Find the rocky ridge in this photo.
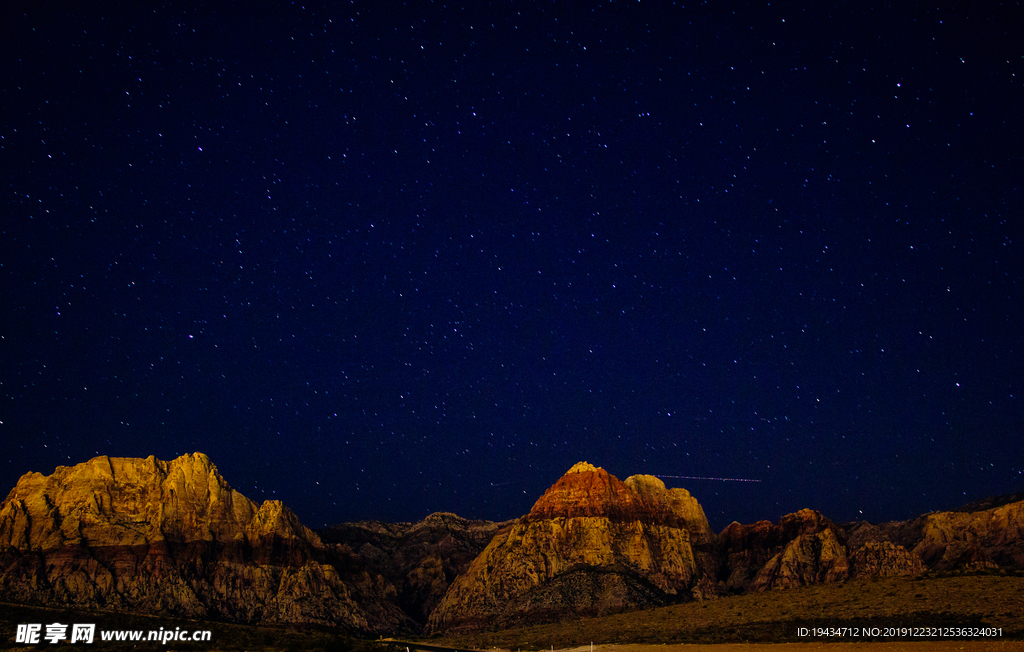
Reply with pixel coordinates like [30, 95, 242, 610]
[713, 498, 1023, 595]
[844, 499, 1024, 572]
[1, 453, 1021, 634]
[719, 508, 850, 592]
[320, 512, 513, 624]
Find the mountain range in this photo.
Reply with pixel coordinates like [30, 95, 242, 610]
[1, 453, 1020, 634]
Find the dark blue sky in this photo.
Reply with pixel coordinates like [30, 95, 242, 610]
[3, 1, 1021, 530]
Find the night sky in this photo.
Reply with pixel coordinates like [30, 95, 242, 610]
[3, 2, 1021, 531]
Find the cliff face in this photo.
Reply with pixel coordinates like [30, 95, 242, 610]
[719, 509, 852, 592]
[0, 453, 312, 551]
[848, 541, 925, 578]
[717, 497, 1024, 594]
[426, 462, 719, 632]
[0, 453, 412, 632]
[845, 499, 1024, 572]
[320, 512, 513, 624]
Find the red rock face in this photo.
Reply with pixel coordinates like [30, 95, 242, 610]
[525, 462, 703, 529]
[527, 462, 645, 522]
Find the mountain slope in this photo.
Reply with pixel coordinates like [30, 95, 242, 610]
[320, 512, 512, 624]
[426, 462, 719, 632]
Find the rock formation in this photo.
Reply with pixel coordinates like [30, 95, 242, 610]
[2, 452, 1020, 635]
[0, 453, 413, 632]
[718, 496, 1024, 593]
[426, 462, 719, 632]
[844, 498, 1024, 572]
[719, 509, 850, 592]
[320, 511, 512, 624]
[848, 541, 924, 578]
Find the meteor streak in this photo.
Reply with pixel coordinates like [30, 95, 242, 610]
[656, 475, 761, 483]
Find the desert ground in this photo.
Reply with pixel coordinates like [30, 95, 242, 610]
[432, 574, 1022, 651]
[544, 644, 1024, 652]
[3, 573, 1021, 651]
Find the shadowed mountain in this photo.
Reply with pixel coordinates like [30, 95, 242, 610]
[319, 512, 513, 624]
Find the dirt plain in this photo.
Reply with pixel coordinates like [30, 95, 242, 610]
[433, 573, 1024, 650]
[1, 572, 1021, 651]
[545, 643, 1024, 652]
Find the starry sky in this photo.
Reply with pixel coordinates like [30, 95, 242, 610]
[2, 2, 1021, 530]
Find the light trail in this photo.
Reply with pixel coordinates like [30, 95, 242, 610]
[655, 475, 761, 483]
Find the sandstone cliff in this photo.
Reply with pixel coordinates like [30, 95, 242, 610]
[717, 495, 1024, 594]
[844, 497, 1024, 572]
[719, 509, 846, 591]
[426, 462, 719, 632]
[0, 453, 412, 632]
[848, 541, 925, 578]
